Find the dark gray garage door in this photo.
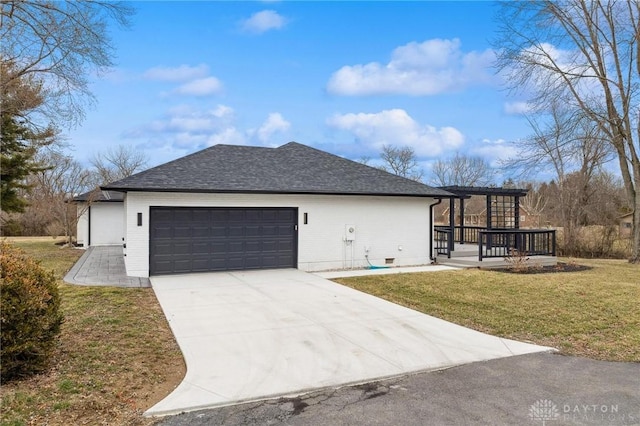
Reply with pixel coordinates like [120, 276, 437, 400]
[149, 207, 297, 275]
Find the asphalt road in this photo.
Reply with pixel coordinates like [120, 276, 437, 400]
[156, 353, 640, 426]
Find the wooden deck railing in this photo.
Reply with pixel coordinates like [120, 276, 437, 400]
[434, 227, 451, 258]
[478, 229, 556, 260]
[435, 226, 556, 260]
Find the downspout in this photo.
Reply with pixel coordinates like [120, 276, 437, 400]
[429, 198, 443, 262]
[87, 205, 91, 247]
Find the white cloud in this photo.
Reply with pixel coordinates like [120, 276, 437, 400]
[173, 77, 223, 96]
[327, 38, 496, 96]
[241, 10, 287, 34]
[504, 101, 533, 115]
[206, 127, 246, 146]
[257, 113, 291, 143]
[326, 109, 464, 157]
[138, 104, 234, 135]
[143, 64, 210, 81]
[125, 105, 290, 153]
[472, 138, 518, 167]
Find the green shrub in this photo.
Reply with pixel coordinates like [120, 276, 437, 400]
[1, 241, 63, 381]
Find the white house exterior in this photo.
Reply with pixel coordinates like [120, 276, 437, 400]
[122, 192, 436, 277]
[102, 142, 454, 278]
[75, 191, 125, 247]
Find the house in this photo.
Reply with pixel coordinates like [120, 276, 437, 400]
[75, 190, 125, 247]
[619, 213, 633, 238]
[100, 142, 454, 277]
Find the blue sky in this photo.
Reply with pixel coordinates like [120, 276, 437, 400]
[66, 1, 531, 183]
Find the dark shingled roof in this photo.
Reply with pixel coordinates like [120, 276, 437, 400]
[102, 142, 454, 198]
[73, 190, 125, 202]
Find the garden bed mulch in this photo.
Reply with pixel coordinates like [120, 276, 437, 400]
[492, 261, 593, 274]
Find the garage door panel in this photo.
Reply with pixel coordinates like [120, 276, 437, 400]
[260, 210, 277, 221]
[192, 226, 210, 236]
[173, 226, 192, 238]
[172, 242, 191, 255]
[191, 258, 211, 271]
[279, 240, 294, 250]
[246, 210, 261, 221]
[228, 210, 245, 221]
[227, 257, 246, 269]
[245, 226, 260, 236]
[228, 241, 244, 253]
[154, 243, 174, 255]
[211, 241, 227, 252]
[244, 256, 262, 268]
[150, 207, 297, 275]
[245, 241, 260, 251]
[176, 210, 194, 220]
[154, 226, 173, 239]
[229, 226, 245, 237]
[262, 225, 278, 236]
[153, 262, 173, 274]
[192, 210, 210, 222]
[192, 242, 210, 254]
[153, 210, 173, 221]
[278, 225, 294, 236]
[262, 240, 278, 252]
[211, 226, 227, 237]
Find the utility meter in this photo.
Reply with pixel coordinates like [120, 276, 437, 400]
[345, 225, 356, 241]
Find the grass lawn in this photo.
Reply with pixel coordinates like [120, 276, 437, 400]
[1, 240, 637, 425]
[1, 238, 185, 426]
[335, 258, 640, 362]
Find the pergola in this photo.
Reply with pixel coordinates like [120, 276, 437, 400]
[434, 186, 556, 262]
[440, 185, 529, 233]
[441, 185, 528, 229]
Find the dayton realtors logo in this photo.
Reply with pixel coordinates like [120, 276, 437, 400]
[529, 399, 560, 425]
[529, 399, 637, 424]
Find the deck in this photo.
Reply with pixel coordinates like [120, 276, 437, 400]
[434, 226, 557, 269]
[436, 242, 557, 269]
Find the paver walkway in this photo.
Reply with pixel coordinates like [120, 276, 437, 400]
[64, 246, 150, 288]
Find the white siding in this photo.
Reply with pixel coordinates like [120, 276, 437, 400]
[124, 192, 436, 277]
[76, 203, 89, 247]
[90, 203, 125, 246]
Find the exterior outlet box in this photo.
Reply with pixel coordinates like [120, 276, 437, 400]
[345, 225, 356, 241]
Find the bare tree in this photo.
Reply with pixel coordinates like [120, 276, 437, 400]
[0, 1, 134, 128]
[28, 151, 92, 244]
[494, 0, 640, 262]
[506, 104, 613, 252]
[430, 152, 495, 187]
[90, 145, 148, 186]
[379, 145, 424, 182]
[518, 181, 548, 228]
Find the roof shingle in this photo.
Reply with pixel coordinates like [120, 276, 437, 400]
[102, 142, 454, 198]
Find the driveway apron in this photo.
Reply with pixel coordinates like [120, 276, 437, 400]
[146, 269, 553, 416]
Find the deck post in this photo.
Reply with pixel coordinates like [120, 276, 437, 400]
[449, 197, 455, 252]
[459, 197, 465, 244]
[485, 195, 492, 251]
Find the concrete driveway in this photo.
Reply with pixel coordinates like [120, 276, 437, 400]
[147, 269, 553, 416]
